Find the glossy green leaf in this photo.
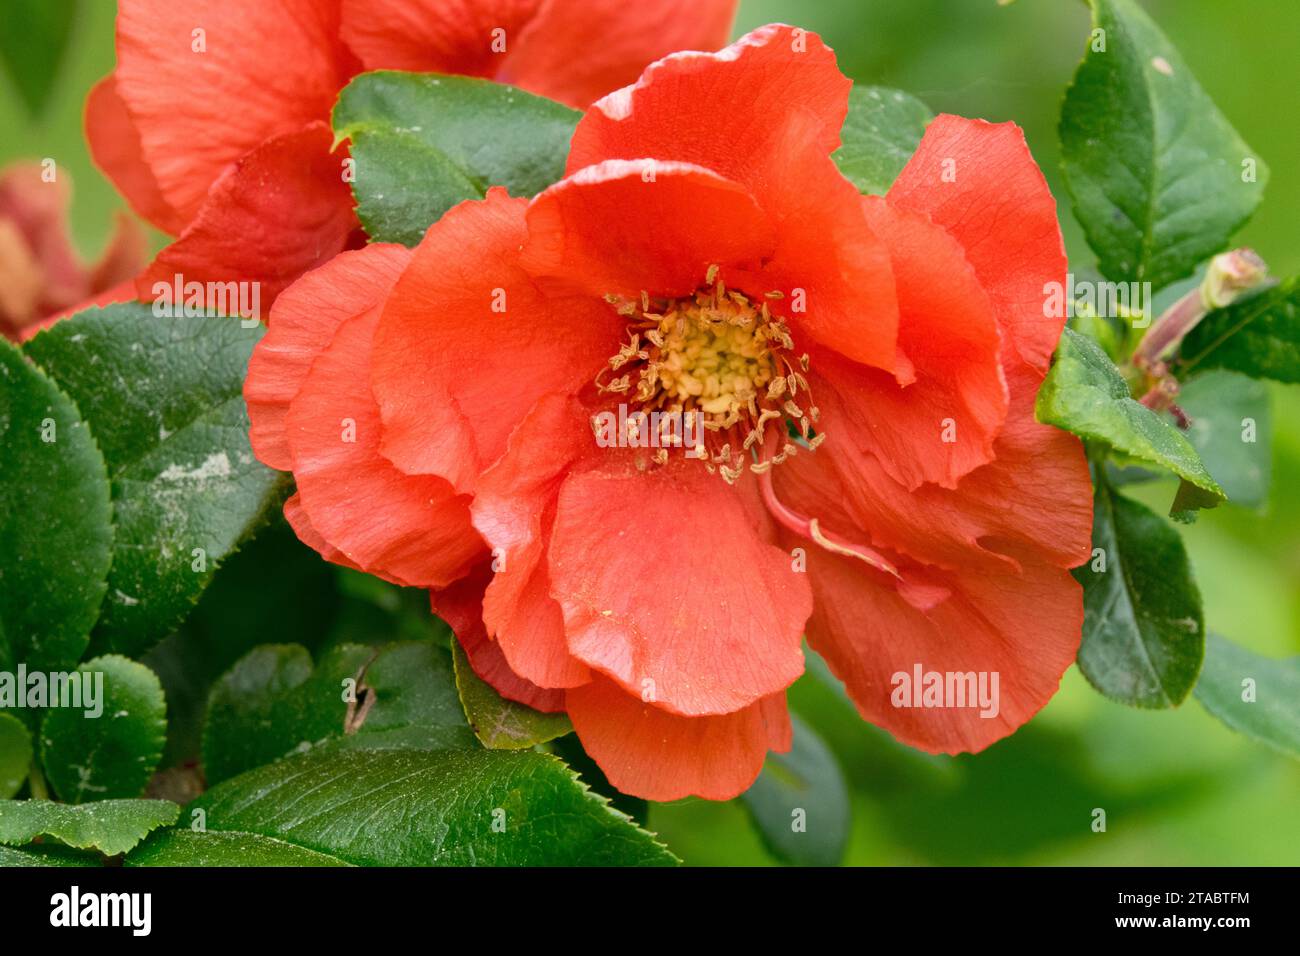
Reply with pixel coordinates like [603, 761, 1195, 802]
[1059, 0, 1268, 292]
[135, 749, 677, 866]
[740, 715, 850, 866]
[127, 829, 351, 867]
[0, 337, 113, 673]
[0, 0, 78, 117]
[0, 798, 178, 856]
[1178, 277, 1300, 383]
[1178, 371, 1271, 508]
[451, 639, 571, 749]
[25, 304, 285, 657]
[1194, 633, 1300, 759]
[1074, 476, 1204, 707]
[0, 713, 32, 798]
[203, 641, 476, 785]
[334, 71, 580, 245]
[832, 84, 933, 195]
[0, 843, 101, 866]
[1036, 329, 1224, 515]
[40, 655, 167, 802]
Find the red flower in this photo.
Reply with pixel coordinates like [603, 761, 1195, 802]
[246, 25, 1093, 801]
[85, 0, 738, 312]
[0, 162, 144, 342]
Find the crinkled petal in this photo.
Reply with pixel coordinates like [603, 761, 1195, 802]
[246, 243, 411, 472]
[285, 304, 482, 587]
[802, 539, 1083, 754]
[567, 676, 789, 801]
[431, 567, 568, 713]
[473, 395, 593, 689]
[137, 123, 360, 315]
[340, 0, 539, 77]
[115, 0, 353, 222]
[807, 197, 1006, 491]
[888, 115, 1068, 372]
[567, 24, 898, 369]
[371, 188, 622, 492]
[548, 458, 810, 716]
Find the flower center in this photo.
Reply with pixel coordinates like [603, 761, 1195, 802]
[594, 266, 821, 483]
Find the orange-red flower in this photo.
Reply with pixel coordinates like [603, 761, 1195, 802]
[245, 25, 1093, 801]
[85, 0, 738, 312]
[0, 162, 144, 341]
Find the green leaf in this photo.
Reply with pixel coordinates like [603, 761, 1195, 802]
[1178, 371, 1271, 508]
[0, 337, 113, 673]
[127, 830, 352, 867]
[25, 304, 285, 657]
[451, 639, 571, 749]
[40, 655, 167, 802]
[202, 641, 476, 785]
[0, 713, 32, 798]
[1036, 328, 1224, 515]
[134, 749, 677, 866]
[740, 715, 850, 866]
[1178, 278, 1300, 383]
[0, 0, 78, 117]
[1074, 475, 1204, 708]
[1058, 0, 1268, 292]
[832, 84, 933, 195]
[1195, 634, 1300, 759]
[334, 71, 580, 245]
[0, 798, 178, 856]
[0, 843, 101, 866]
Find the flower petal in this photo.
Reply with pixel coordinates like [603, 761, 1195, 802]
[505, 0, 738, 109]
[566, 24, 898, 370]
[136, 123, 360, 315]
[115, 0, 353, 222]
[522, 159, 777, 300]
[567, 676, 789, 801]
[808, 197, 1007, 491]
[431, 566, 568, 713]
[888, 115, 1068, 372]
[339, 0, 539, 77]
[548, 459, 810, 716]
[371, 188, 622, 492]
[802, 540, 1083, 754]
[246, 243, 412, 472]
[472, 395, 593, 689]
[285, 303, 483, 587]
[85, 76, 186, 234]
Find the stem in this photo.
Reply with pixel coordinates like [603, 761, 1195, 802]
[27, 760, 48, 800]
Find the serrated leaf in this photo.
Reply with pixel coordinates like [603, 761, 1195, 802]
[25, 304, 285, 657]
[1036, 328, 1223, 515]
[0, 0, 78, 117]
[1194, 634, 1300, 759]
[1074, 475, 1204, 707]
[0, 798, 178, 856]
[740, 715, 850, 867]
[1178, 371, 1271, 508]
[334, 71, 580, 245]
[0, 713, 32, 798]
[0, 337, 113, 673]
[1178, 277, 1300, 383]
[202, 641, 476, 785]
[1059, 0, 1268, 292]
[451, 639, 571, 749]
[132, 749, 677, 866]
[40, 655, 167, 802]
[833, 84, 933, 195]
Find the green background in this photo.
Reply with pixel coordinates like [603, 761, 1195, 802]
[3, 0, 1296, 864]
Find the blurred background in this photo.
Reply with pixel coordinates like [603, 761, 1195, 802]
[3, 0, 1296, 864]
